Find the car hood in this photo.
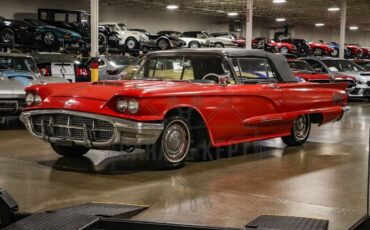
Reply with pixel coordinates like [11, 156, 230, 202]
[48, 80, 220, 101]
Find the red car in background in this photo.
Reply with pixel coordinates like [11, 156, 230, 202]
[264, 39, 297, 54]
[252, 37, 266, 49]
[361, 47, 369, 58]
[346, 44, 363, 58]
[20, 49, 348, 169]
[308, 42, 335, 56]
[287, 59, 332, 83]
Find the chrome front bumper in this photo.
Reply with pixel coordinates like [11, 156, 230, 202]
[20, 110, 164, 148]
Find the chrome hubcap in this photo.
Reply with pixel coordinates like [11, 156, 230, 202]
[280, 47, 289, 54]
[331, 49, 338, 56]
[314, 49, 322, 56]
[1, 30, 14, 43]
[127, 39, 136, 49]
[158, 40, 168, 49]
[44, 33, 55, 45]
[294, 115, 309, 141]
[190, 43, 199, 48]
[162, 120, 190, 163]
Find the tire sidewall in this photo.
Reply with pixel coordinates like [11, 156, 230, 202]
[292, 115, 311, 144]
[189, 41, 200, 48]
[125, 37, 138, 50]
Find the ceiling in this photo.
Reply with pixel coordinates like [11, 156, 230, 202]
[100, 0, 370, 30]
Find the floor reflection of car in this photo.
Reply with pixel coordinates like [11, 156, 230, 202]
[84, 55, 139, 80]
[0, 52, 68, 123]
[302, 57, 369, 99]
[31, 52, 90, 82]
[20, 49, 348, 169]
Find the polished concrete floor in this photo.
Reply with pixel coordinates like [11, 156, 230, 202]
[0, 101, 369, 230]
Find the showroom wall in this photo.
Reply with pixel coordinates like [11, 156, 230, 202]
[0, 0, 369, 46]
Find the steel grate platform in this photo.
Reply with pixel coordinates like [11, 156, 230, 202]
[245, 215, 329, 230]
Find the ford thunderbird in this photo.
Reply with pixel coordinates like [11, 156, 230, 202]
[20, 49, 348, 169]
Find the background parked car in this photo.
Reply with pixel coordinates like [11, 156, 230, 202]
[345, 44, 364, 58]
[308, 41, 335, 56]
[24, 19, 83, 50]
[252, 37, 267, 49]
[279, 37, 310, 57]
[264, 39, 297, 54]
[0, 16, 36, 47]
[352, 59, 370, 71]
[328, 41, 350, 57]
[84, 55, 139, 80]
[158, 30, 209, 48]
[211, 32, 245, 47]
[31, 52, 90, 82]
[183, 31, 237, 48]
[100, 22, 149, 51]
[142, 31, 185, 51]
[0, 52, 68, 123]
[287, 59, 332, 83]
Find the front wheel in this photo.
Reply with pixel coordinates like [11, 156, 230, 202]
[188, 41, 200, 48]
[279, 46, 289, 54]
[313, 48, 323, 56]
[51, 143, 90, 157]
[42, 32, 56, 47]
[146, 116, 191, 169]
[125, 37, 138, 50]
[281, 115, 311, 146]
[157, 38, 170, 50]
[214, 42, 224, 48]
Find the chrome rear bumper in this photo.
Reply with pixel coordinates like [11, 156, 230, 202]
[20, 110, 164, 148]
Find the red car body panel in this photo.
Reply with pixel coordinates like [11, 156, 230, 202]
[293, 72, 331, 82]
[24, 79, 347, 147]
[309, 42, 335, 55]
[346, 44, 363, 57]
[265, 40, 297, 54]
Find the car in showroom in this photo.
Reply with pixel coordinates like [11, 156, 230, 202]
[99, 22, 149, 50]
[327, 41, 350, 57]
[0, 16, 37, 47]
[158, 30, 209, 48]
[352, 59, 370, 71]
[252, 37, 267, 49]
[24, 19, 83, 50]
[211, 32, 245, 48]
[20, 49, 348, 169]
[0, 52, 68, 123]
[182, 31, 237, 48]
[264, 39, 297, 54]
[345, 44, 364, 58]
[132, 30, 185, 51]
[308, 41, 335, 56]
[287, 59, 332, 83]
[302, 57, 370, 99]
[31, 52, 90, 82]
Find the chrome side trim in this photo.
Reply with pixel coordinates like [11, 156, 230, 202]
[20, 109, 164, 148]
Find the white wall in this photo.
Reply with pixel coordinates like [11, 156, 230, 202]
[0, 0, 369, 46]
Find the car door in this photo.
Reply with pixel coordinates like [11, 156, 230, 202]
[228, 57, 284, 140]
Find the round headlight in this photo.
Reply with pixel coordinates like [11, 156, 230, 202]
[128, 99, 139, 114]
[34, 94, 42, 105]
[25, 93, 34, 106]
[116, 99, 128, 112]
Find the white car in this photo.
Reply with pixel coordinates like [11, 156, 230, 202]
[157, 31, 209, 48]
[100, 22, 149, 50]
[183, 31, 237, 48]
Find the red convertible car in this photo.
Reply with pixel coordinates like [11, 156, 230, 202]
[308, 42, 335, 56]
[264, 39, 297, 54]
[20, 49, 348, 169]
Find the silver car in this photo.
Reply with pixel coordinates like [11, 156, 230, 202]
[85, 55, 139, 80]
[302, 57, 370, 99]
[0, 53, 68, 123]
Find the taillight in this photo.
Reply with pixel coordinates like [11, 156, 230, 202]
[333, 92, 347, 106]
[76, 67, 90, 77]
[107, 69, 121, 75]
[38, 67, 51, 76]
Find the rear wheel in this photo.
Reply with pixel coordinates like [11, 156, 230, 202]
[297, 45, 309, 57]
[125, 37, 138, 50]
[146, 116, 191, 169]
[51, 143, 90, 157]
[0, 28, 15, 44]
[279, 46, 289, 54]
[313, 48, 323, 56]
[214, 42, 224, 48]
[42, 32, 56, 47]
[330, 48, 338, 57]
[281, 115, 311, 146]
[157, 38, 170, 50]
[188, 41, 200, 48]
[98, 33, 107, 49]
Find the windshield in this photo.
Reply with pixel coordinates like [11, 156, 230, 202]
[356, 61, 370, 71]
[107, 56, 139, 66]
[322, 60, 365, 72]
[117, 23, 128, 30]
[0, 56, 38, 73]
[203, 32, 211, 37]
[288, 61, 315, 72]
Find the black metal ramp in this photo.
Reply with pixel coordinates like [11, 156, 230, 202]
[245, 215, 329, 230]
[3, 203, 147, 230]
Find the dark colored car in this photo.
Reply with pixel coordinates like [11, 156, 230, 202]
[0, 16, 36, 47]
[37, 8, 121, 51]
[279, 38, 310, 57]
[24, 19, 83, 50]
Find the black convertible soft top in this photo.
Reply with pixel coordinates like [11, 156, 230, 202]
[148, 48, 297, 82]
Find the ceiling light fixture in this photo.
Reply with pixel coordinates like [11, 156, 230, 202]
[273, 0, 286, 3]
[227, 12, 238, 16]
[349, 26, 359, 30]
[315, 23, 325, 27]
[166, 4, 178, 10]
[328, 7, 340, 11]
[276, 18, 286, 22]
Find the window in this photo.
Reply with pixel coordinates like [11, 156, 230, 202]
[40, 12, 47, 20]
[54, 13, 66, 22]
[67, 13, 78, 23]
[322, 60, 365, 72]
[305, 59, 327, 73]
[232, 58, 278, 83]
[148, 56, 194, 80]
[0, 57, 38, 73]
[196, 33, 206, 39]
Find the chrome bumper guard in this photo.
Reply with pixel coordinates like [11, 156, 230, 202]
[20, 110, 164, 148]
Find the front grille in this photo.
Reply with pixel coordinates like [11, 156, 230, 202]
[0, 99, 24, 114]
[308, 79, 331, 83]
[30, 114, 114, 143]
[335, 79, 356, 88]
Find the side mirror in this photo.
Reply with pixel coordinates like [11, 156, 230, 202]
[219, 75, 230, 86]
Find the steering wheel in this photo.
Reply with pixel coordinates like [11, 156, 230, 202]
[202, 73, 222, 83]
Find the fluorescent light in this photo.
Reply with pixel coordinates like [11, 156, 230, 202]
[328, 7, 340, 11]
[166, 4, 178, 10]
[276, 18, 286, 22]
[273, 0, 286, 3]
[315, 23, 325, 27]
[227, 12, 238, 16]
[349, 26, 358, 30]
